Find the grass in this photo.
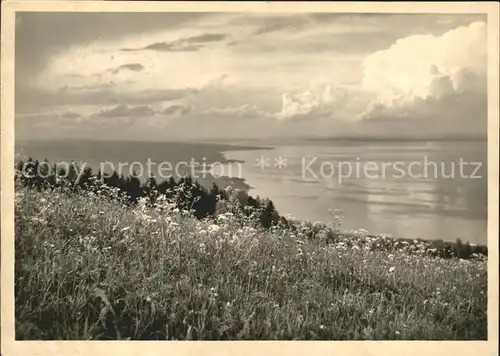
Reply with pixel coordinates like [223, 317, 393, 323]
[14, 184, 487, 340]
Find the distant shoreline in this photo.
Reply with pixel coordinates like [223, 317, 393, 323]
[305, 136, 487, 143]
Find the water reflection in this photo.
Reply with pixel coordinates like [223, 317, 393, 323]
[223, 141, 487, 244]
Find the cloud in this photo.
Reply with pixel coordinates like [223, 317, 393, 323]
[136, 43, 203, 52]
[201, 104, 271, 119]
[15, 12, 209, 95]
[108, 63, 145, 74]
[17, 85, 199, 112]
[15, 14, 488, 140]
[122, 33, 227, 52]
[162, 104, 192, 115]
[59, 110, 81, 119]
[187, 33, 227, 43]
[360, 21, 486, 131]
[274, 84, 363, 121]
[95, 104, 156, 118]
[17, 109, 82, 121]
[252, 15, 312, 35]
[276, 91, 321, 121]
[91, 103, 192, 121]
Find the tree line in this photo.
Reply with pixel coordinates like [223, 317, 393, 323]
[15, 158, 281, 229]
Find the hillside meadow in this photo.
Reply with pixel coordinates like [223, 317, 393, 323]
[14, 180, 487, 340]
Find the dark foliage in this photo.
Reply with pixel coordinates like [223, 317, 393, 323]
[15, 158, 281, 229]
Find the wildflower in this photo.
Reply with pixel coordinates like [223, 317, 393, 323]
[209, 287, 218, 298]
[388, 266, 395, 273]
[208, 224, 221, 233]
[319, 325, 326, 330]
[31, 216, 48, 225]
[248, 261, 258, 277]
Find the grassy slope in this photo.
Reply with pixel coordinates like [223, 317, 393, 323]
[15, 187, 487, 340]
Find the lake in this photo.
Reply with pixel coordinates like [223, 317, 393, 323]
[15, 138, 487, 244]
[218, 139, 487, 244]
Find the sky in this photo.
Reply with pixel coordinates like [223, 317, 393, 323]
[15, 12, 487, 141]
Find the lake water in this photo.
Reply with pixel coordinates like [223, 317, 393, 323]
[15, 139, 487, 244]
[220, 140, 487, 244]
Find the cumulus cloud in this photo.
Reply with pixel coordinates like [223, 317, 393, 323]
[360, 21, 486, 130]
[275, 84, 362, 121]
[276, 91, 321, 120]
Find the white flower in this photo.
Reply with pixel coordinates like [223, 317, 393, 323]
[388, 266, 395, 273]
[208, 224, 221, 233]
[217, 215, 228, 221]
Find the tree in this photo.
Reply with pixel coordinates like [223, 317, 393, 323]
[144, 175, 159, 204]
[260, 200, 278, 229]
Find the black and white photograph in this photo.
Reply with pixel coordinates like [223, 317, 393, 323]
[1, 1, 498, 351]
